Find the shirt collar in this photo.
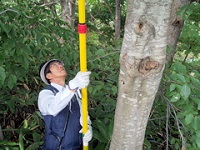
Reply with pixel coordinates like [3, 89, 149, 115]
[50, 82, 66, 91]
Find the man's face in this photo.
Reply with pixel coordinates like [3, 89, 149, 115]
[47, 61, 67, 79]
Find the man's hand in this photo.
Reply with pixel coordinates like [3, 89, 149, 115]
[68, 71, 91, 90]
[79, 115, 92, 146]
[79, 125, 92, 146]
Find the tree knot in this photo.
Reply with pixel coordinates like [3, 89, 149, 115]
[138, 57, 159, 74]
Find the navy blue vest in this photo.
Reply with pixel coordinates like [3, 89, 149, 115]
[42, 85, 82, 150]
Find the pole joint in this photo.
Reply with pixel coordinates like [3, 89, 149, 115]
[78, 24, 87, 34]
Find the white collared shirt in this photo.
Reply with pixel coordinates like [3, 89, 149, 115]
[38, 83, 77, 116]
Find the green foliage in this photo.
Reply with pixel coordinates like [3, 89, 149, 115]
[178, 2, 200, 56]
[87, 43, 119, 149]
[0, 0, 78, 149]
[87, 0, 126, 46]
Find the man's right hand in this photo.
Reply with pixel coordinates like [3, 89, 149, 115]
[68, 71, 91, 90]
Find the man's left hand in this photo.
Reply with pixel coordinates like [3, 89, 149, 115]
[79, 125, 92, 146]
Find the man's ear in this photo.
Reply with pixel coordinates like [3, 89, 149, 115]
[46, 73, 52, 80]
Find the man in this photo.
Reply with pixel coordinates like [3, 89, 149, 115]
[38, 59, 92, 150]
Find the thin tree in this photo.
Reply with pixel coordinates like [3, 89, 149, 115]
[0, 124, 3, 140]
[59, 0, 76, 30]
[115, 0, 121, 40]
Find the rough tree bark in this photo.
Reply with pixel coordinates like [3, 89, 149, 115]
[110, 0, 189, 149]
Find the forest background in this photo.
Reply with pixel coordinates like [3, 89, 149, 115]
[0, 0, 199, 150]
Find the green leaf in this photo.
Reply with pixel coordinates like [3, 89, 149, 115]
[174, 62, 187, 74]
[196, 138, 200, 148]
[19, 132, 24, 150]
[180, 84, 191, 100]
[170, 83, 176, 92]
[93, 130, 106, 143]
[177, 4, 189, 16]
[144, 138, 151, 148]
[0, 67, 6, 87]
[95, 49, 105, 56]
[1, 24, 12, 33]
[6, 74, 17, 89]
[191, 77, 200, 87]
[185, 113, 194, 125]
[7, 39, 15, 49]
[176, 74, 186, 83]
[23, 119, 28, 129]
[32, 132, 42, 142]
[198, 103, 200, 110]
[111, 86, 118, 94]
[192, 116, 200, 130]
[108, 120, 114, 138]
[95, 105, 103, 116]
[170, 92, 180, 102]
[26, 142, 42, 150]
[170, 138, 176, 144]
[95, 119, 109, 140]
[196, 130, 200, 138]
[96, 84, 103, 91]
[6, 99, 16, 113]
[93, 142, 106, 150]
[0, 141, 19, 146]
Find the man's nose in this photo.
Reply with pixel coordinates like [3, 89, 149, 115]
[59, 64, 64, 69]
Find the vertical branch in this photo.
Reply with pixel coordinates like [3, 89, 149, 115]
[182, 53, 189, 64]
[166, 0, 190, 63]
[0, 124, 3, 140]
[170, 103, 186, 149]
[163, 94, 186, 149]
[115, 0, 121, 40]
[165, 102, 170, 150]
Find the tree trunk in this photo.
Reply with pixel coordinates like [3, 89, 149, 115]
[0, 124, 3, 140]
[59, 0, 76, 30]
[115, 0, 121, 40]
[110, 0, 189, 149]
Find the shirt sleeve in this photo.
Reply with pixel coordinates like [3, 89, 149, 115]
[38, 86, 75, 116]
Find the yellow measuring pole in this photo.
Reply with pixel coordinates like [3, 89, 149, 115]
[78, 0, 88, 149]
[78, 0, 86, 23]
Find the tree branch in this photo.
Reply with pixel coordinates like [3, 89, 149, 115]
[162, 94, 186, 149]
[0, 9, 34, 18]
[0, 9, 18, 15]
[40, 2, 58, 7]
[165, 102, 170, 150]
